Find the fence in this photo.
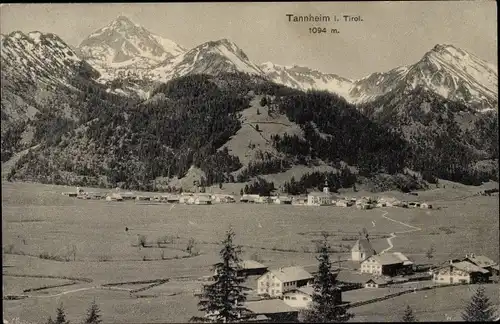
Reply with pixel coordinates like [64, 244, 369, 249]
[342, 282, 470, 309]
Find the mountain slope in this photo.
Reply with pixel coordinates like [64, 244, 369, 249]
[350, 44, 498, 111]
[259, 62, 353, 100]
[78, 16, 186, 80]
[1, 30, 99, 125]
[261, 44, 497, 112]
[148, 39, 263, 82]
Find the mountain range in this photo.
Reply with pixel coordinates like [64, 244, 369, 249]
[1, 16, 498, 193]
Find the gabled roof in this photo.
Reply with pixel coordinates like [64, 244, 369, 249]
[452, 261, 490, 274]
[392, 252, 414, 265]
[267, 266, 313, 283]
[335, 270, 372, 284]
[465, 255, 497, 268]
[351, 238, 376, 254]
[368, 253, 404, 266]
[240, 260, 268, 270]
[366, 277, 390, 285]
[244, 299, 298, 314]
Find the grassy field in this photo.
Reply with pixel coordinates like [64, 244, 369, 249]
[2, 181, 498, 323]
[351, 284, 500, 322]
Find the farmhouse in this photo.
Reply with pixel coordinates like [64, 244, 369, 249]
[106, 193, 123, 201]
[213, 195, 236, 203]
[360, 252, 412, 276]
[334, 270, 373, 290]
[292, 196, 308, 205]
[135, 195, 151, 201]
[241, 194, 260, 203]
[194, 196, 212, 205]
[364, 277, 391, 288]
[420, 202, 432, 209]
[214, 260, 268, 277]
[244, 299, 299, 322]
[335, 200, 353, 207]
[282, 285, 341, 309]
[463, 253, 499, 276]
[121, 192, 137, 200]
[432, 260, 491, 284]
[351, 237, 376, 262]
[166, 195, 180, 203]
[272, 196, 292, 205]
[257, 266, 313, 297]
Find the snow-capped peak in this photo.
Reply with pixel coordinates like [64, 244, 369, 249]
[349, 44, 498, 110]
[259, 61, 354, 100]
[78, 15, 186, 80]
[148, 38, 263, 82]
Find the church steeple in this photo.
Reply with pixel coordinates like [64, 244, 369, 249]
[323, 177, 330, 194]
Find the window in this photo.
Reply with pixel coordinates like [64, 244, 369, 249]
[285, 296, 289, 300]
[303, 297, 308, 301]
[291, 297, 297, 300]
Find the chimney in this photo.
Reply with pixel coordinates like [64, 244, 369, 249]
[465, 253, 468, 258]
[471, 253, 475, 258]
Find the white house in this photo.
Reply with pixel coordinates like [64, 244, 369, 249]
[351, 238, 376, 262]
[364, 277, 391, 288]
[432, 260, 490, 284]
[106, 193, 123, 201]
[272, 196, 292, 205]
[282, 286, 314, 308]
[360, 253, 412, 276]
[195, 196, 212, 205]
[257, 266, 313, 298]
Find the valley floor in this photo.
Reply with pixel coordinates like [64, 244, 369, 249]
[2, 181, 499, 323]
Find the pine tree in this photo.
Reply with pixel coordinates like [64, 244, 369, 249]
[84, 299, 102, 324]
[462, 285, 497, 322]
[190, 228, 253, 323]
[402, 305, 417, 322]
[302, 233, 354, 323]
[55, 303, 70, 324]
[46, 317, 55, 324]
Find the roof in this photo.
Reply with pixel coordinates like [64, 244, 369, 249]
[195, 196, 212, 202]
[297, 286, 315, 296]
[308, 191, 332, 197]
[335, 270, 372, 284]
[368, 253, 404, 266]
[244, 299, 298, 314]
[366, 277, 390, 285]
[452, 261, 490, 274]
[491, 265, 500, 271]
[268, 266, 313, 283]
[465, 255, 497, 268]
[351, 238, 376, 254]
[240, 260, 268, 270]
[392, 252, 414, 265]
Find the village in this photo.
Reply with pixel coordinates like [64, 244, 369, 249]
[193, 237, 499, 322]
[62, 180, 434, 210]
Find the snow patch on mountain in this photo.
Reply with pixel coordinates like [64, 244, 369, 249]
[149, 38, 263, 82]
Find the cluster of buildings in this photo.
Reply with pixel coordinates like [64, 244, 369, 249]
[195, 236, 498, 322]
[63, 182, 433, 209]
[241, 181, 432, 209]
[62, 187, 236, 205]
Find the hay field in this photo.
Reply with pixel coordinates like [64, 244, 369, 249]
[2, 181, 498, 323]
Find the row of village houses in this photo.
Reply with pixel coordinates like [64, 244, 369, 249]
[196, 237, 498, 322]
[63, 184, 432, 209]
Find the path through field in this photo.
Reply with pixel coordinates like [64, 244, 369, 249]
[379, 209, 422, 254]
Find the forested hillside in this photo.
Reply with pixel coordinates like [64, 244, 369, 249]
[5, 72, 498, 192]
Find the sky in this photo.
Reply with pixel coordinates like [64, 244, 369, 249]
[0, 1, 497, 80]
